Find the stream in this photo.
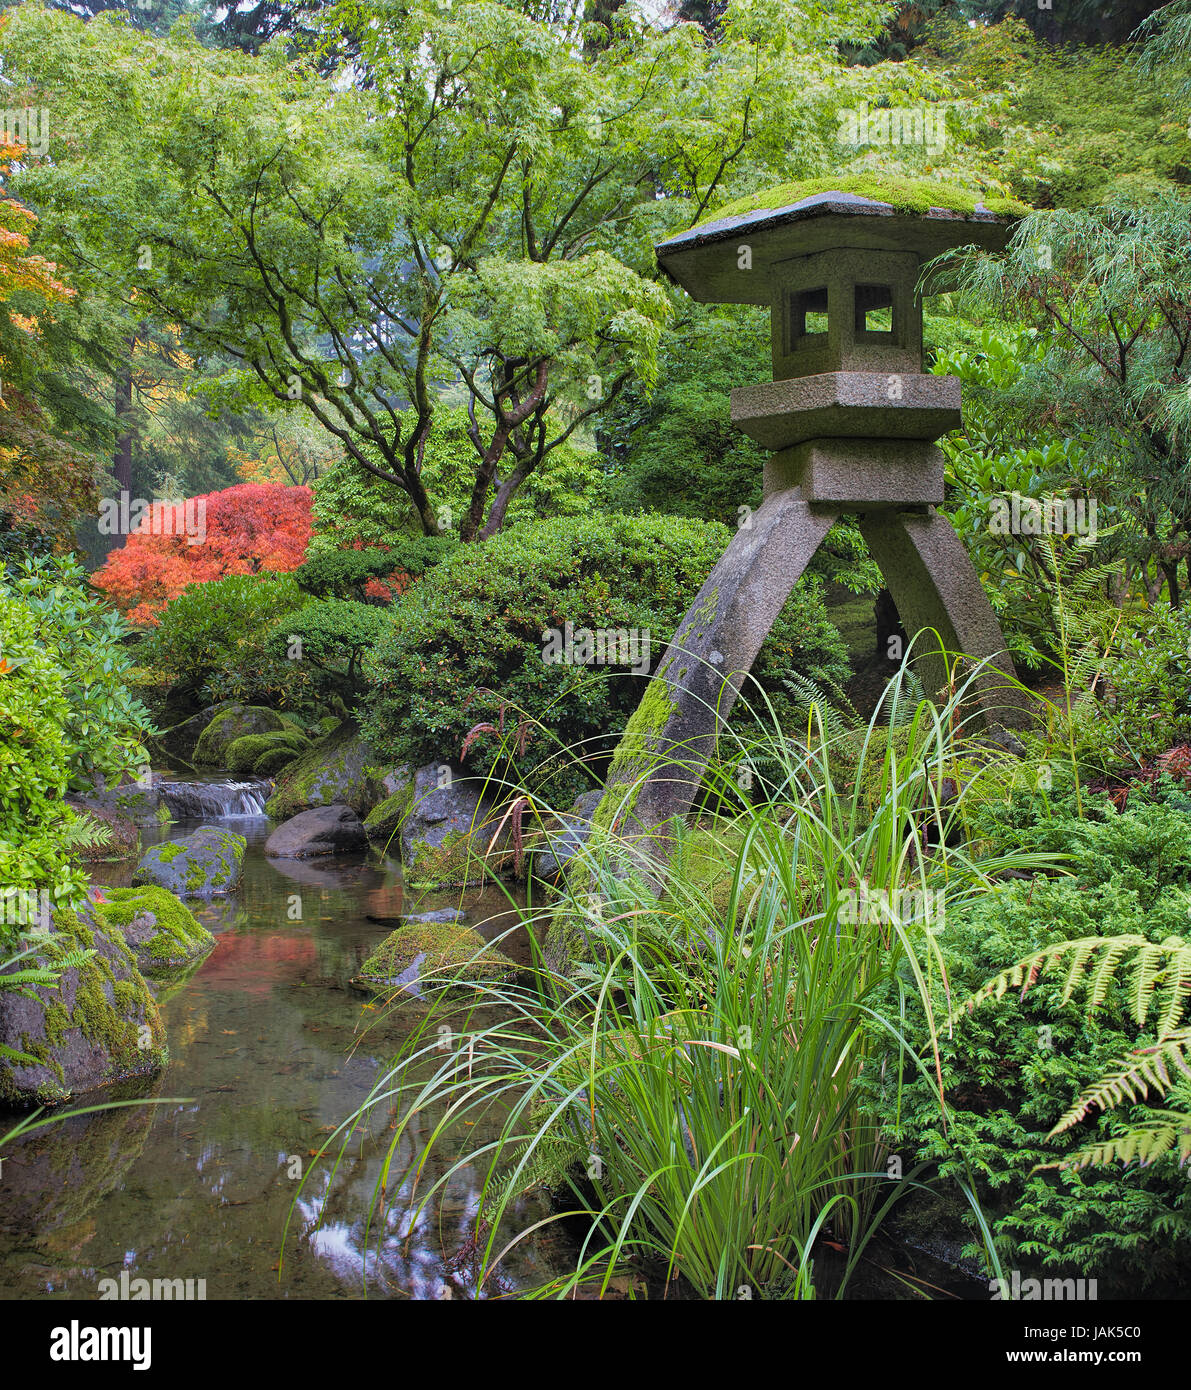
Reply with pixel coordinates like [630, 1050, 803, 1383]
[0, 790, 571, 1300]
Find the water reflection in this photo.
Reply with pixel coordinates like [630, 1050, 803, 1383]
[0, 816, 567, 1300]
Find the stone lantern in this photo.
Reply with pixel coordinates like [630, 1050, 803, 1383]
[597, 186, 1029, 849]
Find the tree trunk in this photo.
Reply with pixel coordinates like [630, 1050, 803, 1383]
[112, 331, 137, 497]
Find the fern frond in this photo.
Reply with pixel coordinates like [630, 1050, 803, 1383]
[952, 934, 1171, 1026]
[1038, 1111, 1191, 1172]
[1049, 1028, 1191, 1137]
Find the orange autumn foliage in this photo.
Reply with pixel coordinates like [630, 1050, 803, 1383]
[93, 482, 313, 626]
[0, 133, 95, 544]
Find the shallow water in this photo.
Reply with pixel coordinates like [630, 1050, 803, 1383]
[0, 815, 569, 1300]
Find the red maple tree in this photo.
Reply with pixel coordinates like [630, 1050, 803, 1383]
[93, 482, 313, 625]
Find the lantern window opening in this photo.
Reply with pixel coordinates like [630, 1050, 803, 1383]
[790, 286, 829, 347]
[855, 283, 896, 340]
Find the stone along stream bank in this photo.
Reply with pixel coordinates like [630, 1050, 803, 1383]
[0, 804, 571, 1300]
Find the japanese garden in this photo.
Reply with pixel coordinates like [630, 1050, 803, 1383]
[1, 0, 1191, 1316]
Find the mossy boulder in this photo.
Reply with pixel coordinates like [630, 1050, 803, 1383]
[94, 885, 216, 976]
[353, 923, 516, 997]
[0, 900, 168, 1105]
[193, 705, 287, 767]
[265, 720, 387, 821]
[254, 746, 301, 777]
[362, 766, 415, 848]
[225, 729, 310, 773]
[131, 826, 246, 899]
[399, 763, 515, 889]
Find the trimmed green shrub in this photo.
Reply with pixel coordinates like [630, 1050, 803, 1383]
[293, 538, 456, 599]
[138, 572, 310, 713]
[361, 513, 850, 801]
[265, 599, 389, 705]
[868, 799, 1191, 1294]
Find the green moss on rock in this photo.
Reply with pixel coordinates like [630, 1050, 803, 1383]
[265, 720, 386, 820]
[95, 885, 216, 976]
[363, 784, 415, 847]
[697, 175, 1030, 229]
[253, 746, 300, 776]
[225, 730, 310, 772]
[0, 902, 168, 1105]
[193, 705, 287, 767]
[356, 923, 516, 994]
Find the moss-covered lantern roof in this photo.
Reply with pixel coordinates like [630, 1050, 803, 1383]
[656, 176, 1029, 306]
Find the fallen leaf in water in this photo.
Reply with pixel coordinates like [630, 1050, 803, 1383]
[221, 1030, 237, 1036]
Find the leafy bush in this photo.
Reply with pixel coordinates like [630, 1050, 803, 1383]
[868, 800, 1191, 1293]
[2, 553, 151, 790]
[292, 537, 456, 601]
[362, 513, 850, 801]
[0, 556, 149, 940]
[266, 599, 389, 707]
[138, 572, 310, 714]
[1085, 602, 1191, 769]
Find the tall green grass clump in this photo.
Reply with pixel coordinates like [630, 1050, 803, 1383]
[319, 664, 1054, 1299]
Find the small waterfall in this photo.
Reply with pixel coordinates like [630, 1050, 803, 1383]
[157, 778, 271, 819]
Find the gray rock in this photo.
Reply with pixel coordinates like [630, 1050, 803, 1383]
[0, 899, 167, 1105]
[71, 779, 168, 829]
[399, 763, 514, 889]
[403, 908, 466, 926]
[265, 804, 367, 859]
[132, 825, 246, 897]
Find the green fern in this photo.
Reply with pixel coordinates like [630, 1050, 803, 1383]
[958, 934, 1191, 1170]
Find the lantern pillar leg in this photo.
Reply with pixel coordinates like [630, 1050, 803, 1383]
[857, 507, 1031, 729]
[596, 492, 837, 864]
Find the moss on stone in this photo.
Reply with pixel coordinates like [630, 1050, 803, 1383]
[404, 827, 488, 889]
[96, 885, 216, 975]
[0, 903, 168, 1105]
[363, 784, 416, 846]
[225, 730, 310, 773]
[193, 704, 287, 767]
[357, 923, 516, 991]
[594, 676, 681, 834]
[253, 746, 300, 776]
[264, 721, 385, 820]
[696, 175, 1030, 229]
